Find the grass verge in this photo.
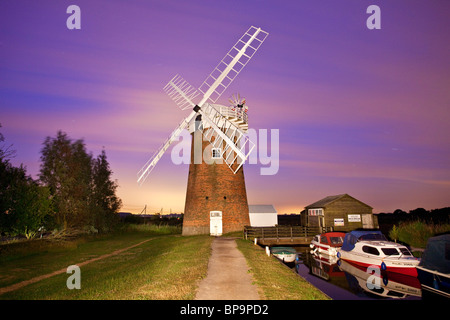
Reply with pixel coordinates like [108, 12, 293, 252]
[0, 229, 212, 299]
[235, 239, 330, 300]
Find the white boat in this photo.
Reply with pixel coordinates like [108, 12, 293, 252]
[338, 230, 420, 277]
[310, 232, 346, 256]
[338, 260, 422, 299]
[271, 246, 297, 263]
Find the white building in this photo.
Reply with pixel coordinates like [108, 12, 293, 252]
[248, 205, 278, 227]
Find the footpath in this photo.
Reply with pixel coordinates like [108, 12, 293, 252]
[195, 237, 260, 300]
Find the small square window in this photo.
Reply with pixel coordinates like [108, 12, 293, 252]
[212, 148, 222, 159]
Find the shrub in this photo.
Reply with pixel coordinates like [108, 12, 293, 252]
[390, 220, 450, 248]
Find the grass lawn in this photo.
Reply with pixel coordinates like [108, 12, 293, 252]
[0, 229, 213, 300]
[236, 239, 330, 300]
[1, 227, 329, 300]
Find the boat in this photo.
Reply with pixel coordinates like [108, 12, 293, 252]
[309, 252, 345, 281]
[416, 233, 450, 299]
[337, 230, 420, 277]
[310, 232, 346, 256]
[338, 259, 421, 299]
[271, 246, 297, 263]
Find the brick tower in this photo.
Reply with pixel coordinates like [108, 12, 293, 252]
[182, 108, 250, 236]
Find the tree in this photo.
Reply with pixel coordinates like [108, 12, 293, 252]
[91, 149, 122, 232]
[0, 123, 15, 162]
[39, 131, 93, 229]
[39, 131, 122, 232]
[393, 209, 406, 215]
[0, 125, 53, 237]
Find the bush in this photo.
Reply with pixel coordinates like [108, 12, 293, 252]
[389, 220, 450, 248]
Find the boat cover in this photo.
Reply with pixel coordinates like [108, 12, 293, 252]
[271, 246, 296, 254]
[418, 234, 450, 274]
[341, 230, 384, 252]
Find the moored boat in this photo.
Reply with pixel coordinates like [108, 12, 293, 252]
[416, 234, 450, 299]
[271, 246, 297, 263]
[338, 259, 421, 299]
[310, 232, 346, 256]
[338, 230, 420, 277]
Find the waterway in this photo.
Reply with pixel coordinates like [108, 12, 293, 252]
[280, 246, 422, 300]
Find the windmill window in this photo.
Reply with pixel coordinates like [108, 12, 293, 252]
[212, 148, 222, 159]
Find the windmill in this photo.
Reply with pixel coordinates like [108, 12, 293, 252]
[137, 26, 269, 235]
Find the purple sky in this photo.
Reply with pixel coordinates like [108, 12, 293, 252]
[1, 0, 449, 214]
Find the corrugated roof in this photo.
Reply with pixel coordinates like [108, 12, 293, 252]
[305, 194, 372, 209]
[249, 205, 277, 214]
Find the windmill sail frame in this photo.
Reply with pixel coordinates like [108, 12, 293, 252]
[137, 26, 268, 184]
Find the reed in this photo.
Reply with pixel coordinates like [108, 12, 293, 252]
[389, 220, 450, 248]
[123, 223, 182, 235]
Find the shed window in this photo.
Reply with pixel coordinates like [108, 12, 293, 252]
[362, 245, 380, 256]
[308, 208, 324, 216]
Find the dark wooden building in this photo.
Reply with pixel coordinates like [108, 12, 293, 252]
[301, 194, 378, 232]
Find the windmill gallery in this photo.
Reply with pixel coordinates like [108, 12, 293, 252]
[137, 26, 270, 235]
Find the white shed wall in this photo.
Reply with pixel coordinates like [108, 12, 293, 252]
[249, 213, 278, 227]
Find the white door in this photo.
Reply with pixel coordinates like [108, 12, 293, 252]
[210, 211, 222, 236]
[362, 214, 374, 228]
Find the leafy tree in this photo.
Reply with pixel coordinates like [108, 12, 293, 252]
[39, 131, 93, 229]
[0, 125, 53, 237]
[91, 149, 122, 232]
[39, 131, 122, 232]
[393, 209, 406, 215]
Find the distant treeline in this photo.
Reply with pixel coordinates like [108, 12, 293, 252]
[0, 126, 122, 239]
[376, 207, 450, 236]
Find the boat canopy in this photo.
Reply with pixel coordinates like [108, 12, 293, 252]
[419, 234, 450, 274]
[271, 246, 297, 254]
[321, 232, 346, 247]
[341, 230, 385, 252]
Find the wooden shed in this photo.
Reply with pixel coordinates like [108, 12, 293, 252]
[302, 194, 378, 232]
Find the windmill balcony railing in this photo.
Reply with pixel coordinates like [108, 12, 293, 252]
[215, 105, 248, 124]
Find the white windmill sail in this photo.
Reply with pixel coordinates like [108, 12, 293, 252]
[198, 26, 269, 104]
[137, 116, 191, 185]
[137, 26, 268, 184]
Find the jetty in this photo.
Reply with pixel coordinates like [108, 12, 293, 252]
[244, 226, 330, 246]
